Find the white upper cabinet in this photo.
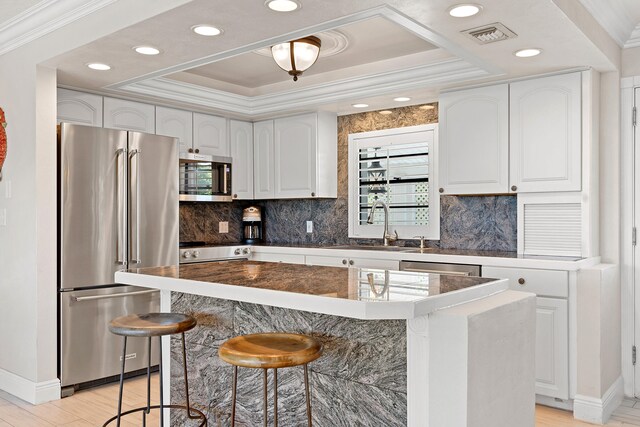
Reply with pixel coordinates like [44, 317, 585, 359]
[103, 97, 155, 133]
[510, 73, 582, 193]
[273, 112, 337, 199]
[193, 113, 228, 157]
[439, 84, 509, 195]
[155, 107, 192, 155]
[57, 88, 103, 127]
[229, 120, 254, 200]
[253, 120, 275, 199]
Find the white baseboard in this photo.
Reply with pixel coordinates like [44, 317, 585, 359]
[536, 394, 573, 411]
[574, 376, 624, 425]
[0, 367, 60, 404]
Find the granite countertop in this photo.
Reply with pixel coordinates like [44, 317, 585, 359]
[115, 260, 509, 320]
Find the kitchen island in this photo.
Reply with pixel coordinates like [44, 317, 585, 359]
[115, 260, 536, 427]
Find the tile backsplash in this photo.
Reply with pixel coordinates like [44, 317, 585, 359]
[180, 104, 517, 252]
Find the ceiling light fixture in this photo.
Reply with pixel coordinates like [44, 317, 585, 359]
[271, 36, 321, 81]
[266, 0, 300, 12]
[352, 103, 369, 108]
[394, 97, 411, 102]
[134, 46, 160, 55]
[379, 110, 393, 115]
[87, 63, 111, 71]
[192, 25, 222, 36]
[448, 4, 482, 17]
[514, 48, 542, 57]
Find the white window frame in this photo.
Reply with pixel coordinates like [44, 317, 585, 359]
[348, 124, 439, 240]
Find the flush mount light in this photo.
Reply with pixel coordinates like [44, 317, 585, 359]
[379, 110, 393, 115]
[134, 46, 160, 55]
[352, 103, 369, 108]
[419, 105, 435, 110]
[192, 25, 222, 36]
[514, 48, 542, 57]
[266, 0, 300, 12]
[448, 4, 482, 17]
[394, 97, 411, 102]
[271, 36, 321, 81]
[87, 63, 111, 71]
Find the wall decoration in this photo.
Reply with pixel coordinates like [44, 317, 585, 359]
[0, 107, 6, 180]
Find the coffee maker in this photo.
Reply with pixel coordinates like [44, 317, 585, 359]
[242, 206, 263, 244]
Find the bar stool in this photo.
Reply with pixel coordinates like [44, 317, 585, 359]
[219, 332, 323, 427]
[103, 313, 207, 427]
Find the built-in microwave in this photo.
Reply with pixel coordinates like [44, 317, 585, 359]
[179, 153, 232, 202]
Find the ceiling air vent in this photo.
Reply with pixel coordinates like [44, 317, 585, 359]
[462, 23, 517, 44]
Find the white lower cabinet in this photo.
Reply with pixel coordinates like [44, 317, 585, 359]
[251, 252, 305, 264]
[482, 266, 569, 400]
[305, 254, 399, 270]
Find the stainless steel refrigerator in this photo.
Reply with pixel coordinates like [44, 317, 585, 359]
[58, 123, 178, 391]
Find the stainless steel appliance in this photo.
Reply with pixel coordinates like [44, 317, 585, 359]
[179, 243, 251, 264]
[179, 153, 232, 202]
[58, 123, 178, 391]
[399, 261, 481, 276]
[242, 206, 263, 244]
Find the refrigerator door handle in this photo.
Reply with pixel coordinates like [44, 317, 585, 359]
[115, 148, 127, 266]
[129, 149, 142, 265]
[71, 289, 159, 302]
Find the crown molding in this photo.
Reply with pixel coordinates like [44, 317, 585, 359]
[118, 57, 492, 118]
[0, 0, 117, 57]
[625, 24, 640, 49]
[577, 0, 636, 48]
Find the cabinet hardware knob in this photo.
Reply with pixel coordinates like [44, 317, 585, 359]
[233, 194, 238, 198]
[511, 185, 517, 192]
[311, 192, 315, 197]
[518, 278, 525, 285]
[195, 148, 200, 153]
[342, 259, 348, 265]
[188, 148, 194, 153]
[439, 188, 444, 193]
[349, 260, 354, 266]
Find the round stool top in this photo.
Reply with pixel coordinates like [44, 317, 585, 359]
[219, 333, 323, 369]
[109, 313, 197, 337]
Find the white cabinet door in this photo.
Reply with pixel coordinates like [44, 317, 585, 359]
[350, 258, 399, 270]
[305, 255, 349, 268]
[439, 84, 509, 195]
[251, 252, 305, 264]
[155, 107, 192, 155]
[193, 113, 228, 157]
[229, 120, 254, 200]
[57, 88, 103, 127]
[510, 73, 581, 193]
[253, 120, 275, 199]
[535, 297, 569, 399]
[274, 113, 317, 198]
[103, 97, 155, 133]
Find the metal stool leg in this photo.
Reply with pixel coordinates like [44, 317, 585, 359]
[274, 368, 278, 427]
[158, 336, 164, 427]
[181, 332, 198, 419]
[116, 336, 127, 427]
[143, 337, 151, 427]
[231, 366, 238, 427]
[263, 369, 268, 427]
[304, 364, 312, 427]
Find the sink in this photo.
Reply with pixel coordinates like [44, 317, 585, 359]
[330, 245, 415, 252]
[402, 247, 438, 254]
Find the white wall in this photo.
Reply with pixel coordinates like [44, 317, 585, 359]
[0, 0, 193, 404]
[622, 47, 640, 77]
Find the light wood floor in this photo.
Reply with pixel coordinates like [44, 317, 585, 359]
[0, 374, 638, 426]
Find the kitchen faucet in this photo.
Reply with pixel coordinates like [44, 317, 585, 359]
[366, 200, 398, 246]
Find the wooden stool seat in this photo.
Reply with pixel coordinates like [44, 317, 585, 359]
[109, 312, 196, 337]
[219, 332, 322, 369]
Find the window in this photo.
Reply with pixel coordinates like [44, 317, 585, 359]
[348, 124, 439, 240]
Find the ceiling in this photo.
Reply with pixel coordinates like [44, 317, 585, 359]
[0, 0, 43, 29]
[39, 0, 635, 120]
[577, 0, 640, 48]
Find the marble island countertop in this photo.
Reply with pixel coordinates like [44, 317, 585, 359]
[115, 260, 509, 319]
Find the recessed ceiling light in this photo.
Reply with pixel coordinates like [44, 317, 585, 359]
[87, 63, 111, 71]
[134, 46, 161, 55]
[394, 97, 411, 102]
[514, 48, 542, 58]
[266, 0, 300, 12]
[448, 4, 482, 17]
[352, 103, 369, 108]
[192, 25, 222, 36]
[379, 110, 393, 115]
[419, 105, 435, 110]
